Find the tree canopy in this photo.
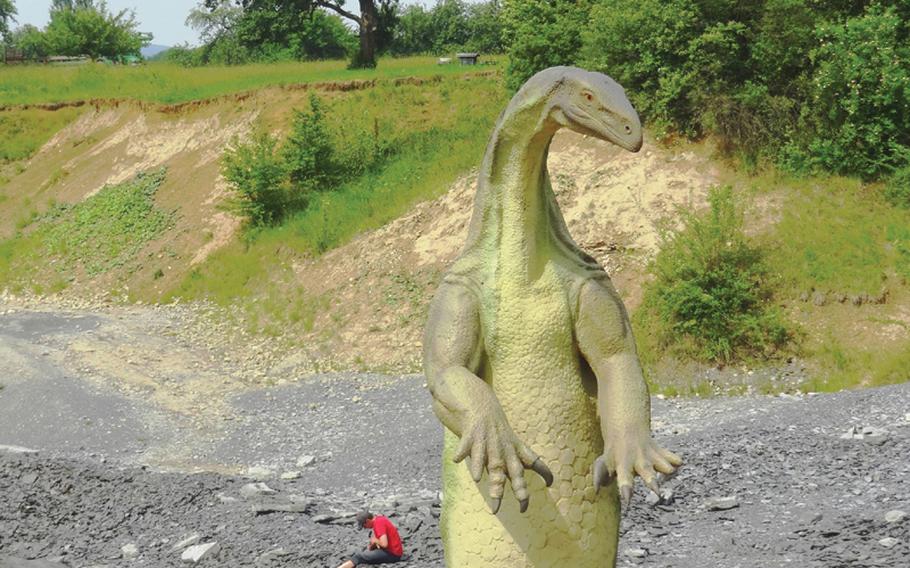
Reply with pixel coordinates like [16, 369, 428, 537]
[43, 0, 151, 59]
[0, 0, 16, 39]
[200, 0, 395, 68]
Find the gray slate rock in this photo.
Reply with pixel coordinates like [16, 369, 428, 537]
[240, 482, 277, 499]
[120, 543, 139, 560]
[170, 534, 202, 552]
[181, 542, 219, 564]
[884, 510, 906, 524]
[705, 496, 739, 511]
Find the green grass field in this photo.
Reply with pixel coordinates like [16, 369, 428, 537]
[0, 56, 502, 106]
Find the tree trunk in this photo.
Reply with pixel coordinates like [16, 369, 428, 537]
[350, 0, 377, 68]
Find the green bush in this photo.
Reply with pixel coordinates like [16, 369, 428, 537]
[223, 93, 379, 227]
[637, 186, 790, 363]
[803, 6, 910, 178]
[283, 94, 339, 195]
[885, 165, 910, 208]
[222, 132, 289, 226]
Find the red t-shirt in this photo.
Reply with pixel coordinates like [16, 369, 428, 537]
[372, 515, 403, 557]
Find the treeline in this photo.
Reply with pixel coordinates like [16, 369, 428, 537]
[505, 0, 910, 183]
[163, 0, 503, 67]
[1, 1, 149, 61]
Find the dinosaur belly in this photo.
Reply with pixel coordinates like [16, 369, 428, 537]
[440, 271, 620, 567]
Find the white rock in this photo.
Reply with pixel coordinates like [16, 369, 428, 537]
[170, 533, 202, 551]
[885, 510, 906, 524]
[181, 542, 220, 563]
[705, 496, 739, 511]
[296, 455, 317, 468]
[624, 548, 648, 558]
[878, 537, 898, 549]
[121, 543, 139, 560]
[245, 465, 274, 479]
[240, 482, 276, 499]
[0, 444, 39, 454]
[280, 471, 301, 480]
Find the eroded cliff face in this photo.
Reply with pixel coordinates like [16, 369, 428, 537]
[0, 88, 720, 371]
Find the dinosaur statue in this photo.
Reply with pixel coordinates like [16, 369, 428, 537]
[422, 67, 682, 567]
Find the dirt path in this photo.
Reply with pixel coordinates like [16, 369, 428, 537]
[1, 300, 908, 567]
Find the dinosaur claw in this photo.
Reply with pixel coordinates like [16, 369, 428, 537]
[519, 498, 529, 514]
[490, 497, 502, 515]
[531, 458, 554, 487]
[621, 485, 632, 509]
[645, 478, 660, 496]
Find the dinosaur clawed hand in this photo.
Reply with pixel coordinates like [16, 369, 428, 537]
[594, 430, 682, 510]
[452, 408, 554, 515]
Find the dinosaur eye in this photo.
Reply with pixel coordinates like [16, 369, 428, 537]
[584, 92, 594, 102]
[624, 125, 632, 134]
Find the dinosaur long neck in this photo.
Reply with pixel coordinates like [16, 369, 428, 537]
[448, 89, 605, 294]
[490, 112, 557, 283]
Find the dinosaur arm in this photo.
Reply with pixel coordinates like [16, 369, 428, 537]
[575, 278, 682, 505]
[423, 282, 553, 514]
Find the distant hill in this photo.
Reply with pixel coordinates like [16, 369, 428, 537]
[141, 44, 171, 59]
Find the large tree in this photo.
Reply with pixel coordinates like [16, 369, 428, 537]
[0, 0, 16, 39]
[205, 0, 395, 68]
[45, 0, 151, 59]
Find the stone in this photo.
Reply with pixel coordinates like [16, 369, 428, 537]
[884, 510, 906, 523]
[240, 482, 276, 499]
[861, 426, 889, 446]
[181, 542, 220, 563]
[120, 543, 139, 560]
[705, 496, 739, 511]
[878, 537, 898, 549]
[280, 470, 301, 480]
[296, 455, 317, 468]
[624, 548, 648, 558]
[0, 445, 39, 454]
[245, 466, 274, 479]
[811, 291, 827, 306]
[252, 502, 310, 515]
[255, 548, 291, 565]
[170, 534, 202, 551]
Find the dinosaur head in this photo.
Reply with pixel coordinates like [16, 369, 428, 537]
[542, 67, 643, 152]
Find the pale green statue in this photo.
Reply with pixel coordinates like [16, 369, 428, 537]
[422, 67, 682, 567]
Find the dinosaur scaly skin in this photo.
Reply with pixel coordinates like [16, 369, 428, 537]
[423, 67, 681, 567]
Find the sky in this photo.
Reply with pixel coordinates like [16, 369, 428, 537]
[13, 1, 204, 46]
[11, 1, 451, 48]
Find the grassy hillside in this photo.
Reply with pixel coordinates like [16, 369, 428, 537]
[0, 56, 501, 106]
[0, 59, 907, 392]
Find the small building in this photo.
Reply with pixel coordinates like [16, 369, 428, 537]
[2, 48, 25, 65]
[456, 52, 479, 65]
[48, 55, 90, 66]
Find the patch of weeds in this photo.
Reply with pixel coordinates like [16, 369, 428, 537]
[636, 186, 790, 365]
[802, 336, 910, 392]
[766, 176, 910, 294]
[40, 168, 175, 276]
[0, 107, 82, 163]
[0, 168, 175, 290]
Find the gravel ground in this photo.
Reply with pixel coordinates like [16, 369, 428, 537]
[1, 302, 909, 567]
